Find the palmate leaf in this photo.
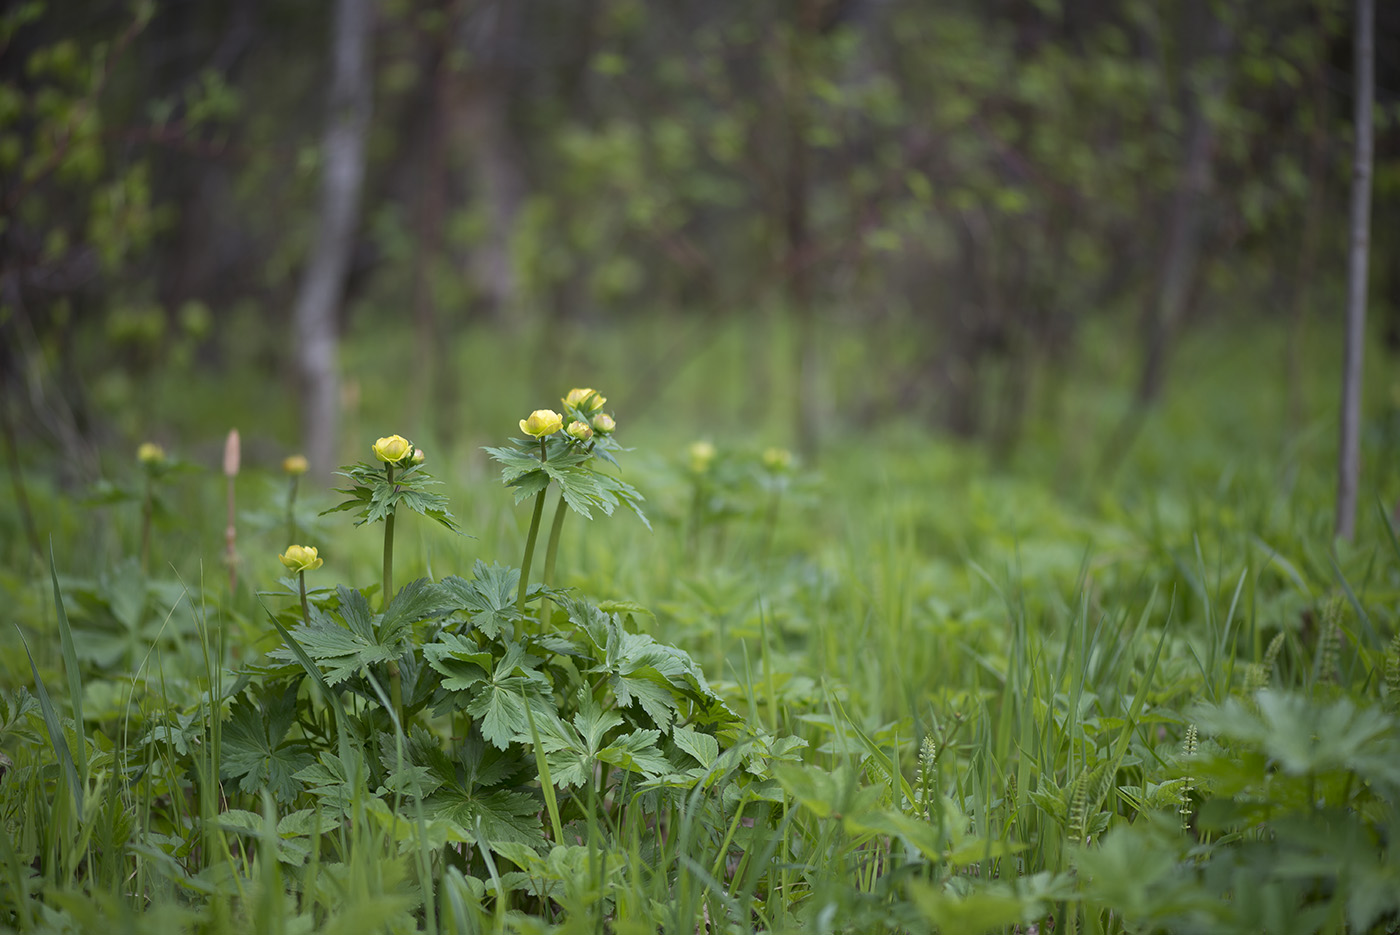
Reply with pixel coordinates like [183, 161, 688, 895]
[269, 581, 448, 685]
[424, 786, 546, 852]
[439, 562, 535, 638]
[324, 460, 461, 533]
[536, 691, 625, 789]
[221, 682, 313, 803]
[597, 729, 671, 778]
[460, 643, 556, 750]
[484, 441, 649, 528]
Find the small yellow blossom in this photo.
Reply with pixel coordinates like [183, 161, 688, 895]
[137, 442, 166, 465]
[520, 410, 564, 437]
[372, 434, 413, 463]
[279, 544, 323, 573]
[283, 454, 309, 475]
[566, 420, 594, 442]
[762, 447, 792, 471]
[563, 388, 606, 412]
[592, 413, 616, 435]
[688, 440, 716, 473]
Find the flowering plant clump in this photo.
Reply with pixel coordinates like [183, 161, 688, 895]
[325, 434, 458, 532]
[279, 544, 323, 573]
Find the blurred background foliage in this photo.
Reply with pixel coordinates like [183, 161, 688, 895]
[1, 0, 1399, 480]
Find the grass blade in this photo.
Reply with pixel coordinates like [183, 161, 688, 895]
[16, 625, 83, 815]
[49, 540, 89, 788]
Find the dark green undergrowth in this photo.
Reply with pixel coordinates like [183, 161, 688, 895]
[2, 320, 1400, 934]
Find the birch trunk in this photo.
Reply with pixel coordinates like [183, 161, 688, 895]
[292, 0, 373, 476]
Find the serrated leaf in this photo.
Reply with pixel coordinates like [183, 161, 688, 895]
[673, 725, 719, 767]
[220, 683, 312, 803]
[599, 729, 670, 777]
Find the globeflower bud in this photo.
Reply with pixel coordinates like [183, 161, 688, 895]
[283, 454, 310, 475]
[137, 442, 166, 465]
[372, 434, 413, 463]
[762, 447, 792, 471]
[519, 409, 564, 437]
[279, 544, 323, 573]
[688, 440, 716, 474]
[563, 388, 606, 413]
[566, 420, 594, 442]
[411, 448, 426, 465]
[591, 413, 616, 435]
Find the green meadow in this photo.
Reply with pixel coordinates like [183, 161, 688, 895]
[2, 316, 1398, 934]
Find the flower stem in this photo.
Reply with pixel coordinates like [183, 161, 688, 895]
[286, 475, 300, 546]
[298, 570, 311, 626]
[140, 474, 154, 575]
[515, 438, 549, 619]
[542, 493, 568, 588]
[539, 492, 568, 626]
[382, 462, 396, 611]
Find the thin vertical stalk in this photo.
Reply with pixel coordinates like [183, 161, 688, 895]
[539, 492, 568, 627]
[516, 438, 549, 618]
[382, 462, 396, 609]
[298, 571, 311, 626]
[140, 473, 154, 575]
[286, 475, 300, 545]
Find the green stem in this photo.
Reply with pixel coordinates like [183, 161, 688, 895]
[382, 463, 396, 611]
[542, 492, 568, 588]
[539, 492, 569, 627]
[389, 660, 403, 729]
[298, 571, 311, 626]
[286, 475, 299, 546]
[515, 438, 549, 619]
[140, 474, 153, 575]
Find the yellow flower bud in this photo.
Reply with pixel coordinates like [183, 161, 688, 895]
[279, 544, 323, 573]
[688, 440, 716, 473]
[566, 420, 594, 441]
[591, 413, 616, 435]
[762, 447, 792, 471]
[372, 434, 413, 463]
[519, 409, 564, 437]
[411, 448, 426, 465]
[563, 388, 606, 412]
[283, 454, 310, 475]
[137, 442, 166, 465]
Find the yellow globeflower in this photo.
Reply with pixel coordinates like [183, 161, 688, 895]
[520, 410, 564, 437]
[563, 388, 606, 412]
[566, 420, 594, 442]
[762, 447, 792, 471]
[688, 440, 716, 474]
[137, 442, 166, 465]
[279, 544, 323, 573]
[372, 434, 413, 463]
[592, 413, 616, 435]
[283, 454, 310, 475]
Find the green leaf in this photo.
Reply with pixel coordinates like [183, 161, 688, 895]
[221, 682, 312, 803]
[598, 729, 670, 777]
[673, 725, 719, 767]
[423, 632, 494, 692]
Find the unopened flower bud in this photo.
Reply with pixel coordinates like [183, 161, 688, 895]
[279, 544, 323, 573]
[566, 421, 594, 442]
[520, 409, 564, 437]
[563, 388, 606, 412]
[372, 434, 413, 463]
[592, 413, 616, 435]
[411, 448, 426, 465]
[688, 440, 716, 474]
[137, 442, 166, 465]
[283, 454, 310, 475]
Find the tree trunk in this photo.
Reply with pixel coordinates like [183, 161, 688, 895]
[292, 0, 373, 476]
[1135, 7, 1231, 406]
[1335, 0, 1374, 542]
